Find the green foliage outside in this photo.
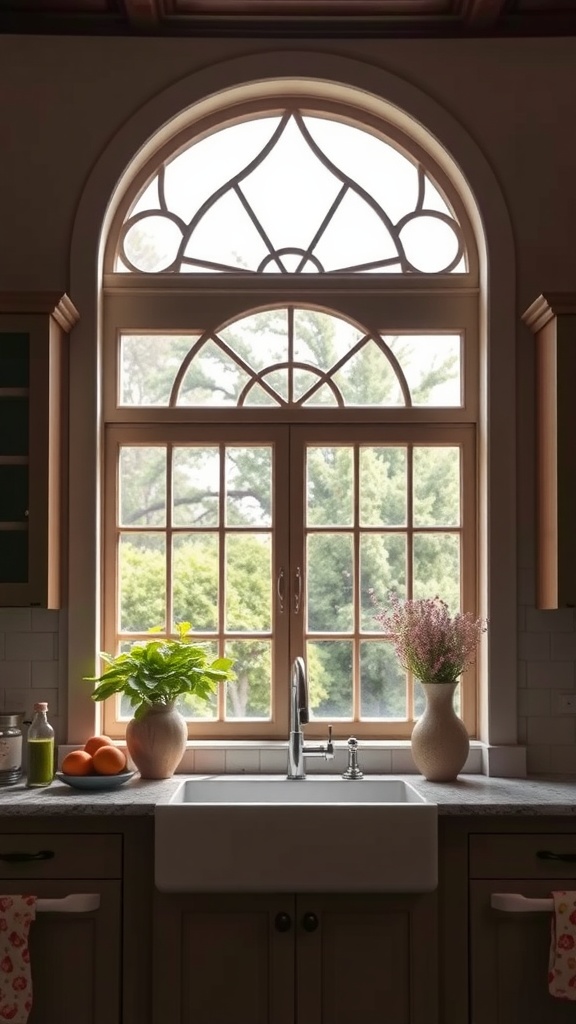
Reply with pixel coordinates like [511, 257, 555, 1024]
[115, 307, 462, 722]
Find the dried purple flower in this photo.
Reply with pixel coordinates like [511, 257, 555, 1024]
[374, 594, 487, 685]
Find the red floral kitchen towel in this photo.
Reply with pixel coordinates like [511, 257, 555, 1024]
[0, 896, 36, 1022]
[549, 891, 576, 1000]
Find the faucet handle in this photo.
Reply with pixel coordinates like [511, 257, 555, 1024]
[342, 736, 363, 780]
[326, 725, 334, 757]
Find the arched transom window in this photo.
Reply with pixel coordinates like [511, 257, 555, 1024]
[102, 95, 479, 741]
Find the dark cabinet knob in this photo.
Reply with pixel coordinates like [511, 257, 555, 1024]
[301, 912, 319, 932]
[274, 912, 292, 932]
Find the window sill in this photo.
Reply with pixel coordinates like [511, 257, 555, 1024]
[59, 739, 526, 777]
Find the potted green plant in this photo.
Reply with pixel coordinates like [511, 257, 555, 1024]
[85, 622, 235, 779]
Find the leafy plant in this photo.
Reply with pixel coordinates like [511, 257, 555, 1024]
[84, 622, 236, 719]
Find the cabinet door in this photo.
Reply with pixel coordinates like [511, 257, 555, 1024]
[0, 295, 78, 608]
[153, 892, 294, 1024]
[470, 879, 576, 1024]
[295, 893, 438, 1024]
[0, 879, 121, 1024]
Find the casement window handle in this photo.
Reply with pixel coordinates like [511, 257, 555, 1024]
[294, 566, 302, 615]
[277, 568, 285, 613]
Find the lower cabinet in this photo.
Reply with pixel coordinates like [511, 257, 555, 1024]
[469, 831, 576, 1024]
[0, 830, 122, 1024]
[153, 890, 437, 1024]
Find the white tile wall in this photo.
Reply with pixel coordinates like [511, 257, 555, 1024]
[1, 599, 576, 775]
[0, 608, 63, 742]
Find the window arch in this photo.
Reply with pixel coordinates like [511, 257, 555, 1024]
[100, 91, 482, 743]
[111, 104, 471, 277]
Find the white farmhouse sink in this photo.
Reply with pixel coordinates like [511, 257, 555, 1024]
[155, 775, 438, 893]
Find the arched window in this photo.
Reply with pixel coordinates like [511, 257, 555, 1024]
[101, 95, 480, 741]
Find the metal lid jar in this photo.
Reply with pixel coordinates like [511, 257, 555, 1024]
[0, 712, 23, 785]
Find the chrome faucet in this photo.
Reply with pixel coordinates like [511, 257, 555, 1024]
[287, 656, 334, 779]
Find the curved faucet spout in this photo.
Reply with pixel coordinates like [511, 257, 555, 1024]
[287, 657, 333, 780]
[292, 656, 309, 726]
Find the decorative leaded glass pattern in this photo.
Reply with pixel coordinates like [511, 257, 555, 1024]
[119, 309, 462, 409]
[115, 110, 467, 275]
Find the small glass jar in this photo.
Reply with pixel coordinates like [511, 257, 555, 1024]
[0, 712, 23, 786]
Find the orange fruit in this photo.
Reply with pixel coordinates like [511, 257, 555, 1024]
[62, 750, 93, 776]
[92, 745, 127, 775]
[84, 734, 114, 756]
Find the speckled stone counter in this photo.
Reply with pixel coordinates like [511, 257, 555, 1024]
[0, 773, 575, 816]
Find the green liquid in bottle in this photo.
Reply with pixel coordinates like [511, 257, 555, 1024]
[27, 738, 54, 788]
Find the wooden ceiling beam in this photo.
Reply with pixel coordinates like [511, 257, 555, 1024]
[122, 0, 160, 29]
[462, 0, 507, 29]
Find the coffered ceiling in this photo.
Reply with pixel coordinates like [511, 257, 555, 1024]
[2, 0, 576, 38]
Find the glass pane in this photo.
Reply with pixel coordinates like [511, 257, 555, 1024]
[226, 534, 271, 632]
[360, 534, 406, 629]
[219, 310, 287, 372]
[413, 447, 460, 526]
[0, 531, 27, 584]
[182, 188, 272, 272]
[293, 309, 362, 368]
[241, 116, 342, 265]
[177, 338, 251, 407]
[413, 533, 460, 612]
[0, 465, 27, 522]
[119, 335, 193, 406]
[173, 447, 219, 528]
[307, 534, 354, 633]
[0, 399, 28, 456]
[119, 447, 165, 527]
[123, 216, 184, 273]
[119, 533, 165, 633]
[331, 345, 403, 406]
[360, 642, 406, 719]
[0, 333, 28, 386]
[399, 216, 461, 273]
[225, 639, 271, 720]
[360, 447, 407, 527]
[226, 447, 272, 527]
[303, 115, 420, 226]
[313, 189, 398, 273]
[307, 447, 353, 527]
[242, 381, 281, 407]
[307, 640, 353, 719]
[386, 335, 461, 406]
[173, 534, 219, 632]
[414, 681, 426, 719]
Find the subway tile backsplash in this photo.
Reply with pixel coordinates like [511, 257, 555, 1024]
[0, 603, 575, 775]
[0, 608, 63, 741]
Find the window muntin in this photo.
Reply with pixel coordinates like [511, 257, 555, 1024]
[118, 314, 462, 410]
[114, 108, 468, 276]
[102, 98, 479, 741]
[102, 303, 476, 740]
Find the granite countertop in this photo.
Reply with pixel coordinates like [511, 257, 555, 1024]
[0, 773, 575, 816]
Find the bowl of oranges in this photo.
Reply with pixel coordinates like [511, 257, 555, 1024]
[56, 735, 135, 790]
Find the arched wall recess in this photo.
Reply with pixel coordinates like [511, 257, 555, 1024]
[69, 51, 519, 773]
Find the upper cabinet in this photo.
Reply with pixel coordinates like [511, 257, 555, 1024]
[523, 293, 576, 609]
[0, 292, 79, 608]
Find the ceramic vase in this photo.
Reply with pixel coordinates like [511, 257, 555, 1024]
[126, 701, 187, 779]
[410, 681, 469, 782]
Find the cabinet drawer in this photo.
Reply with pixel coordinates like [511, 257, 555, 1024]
[0, 833, 122, 879]
[470, 833, 576, 878]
